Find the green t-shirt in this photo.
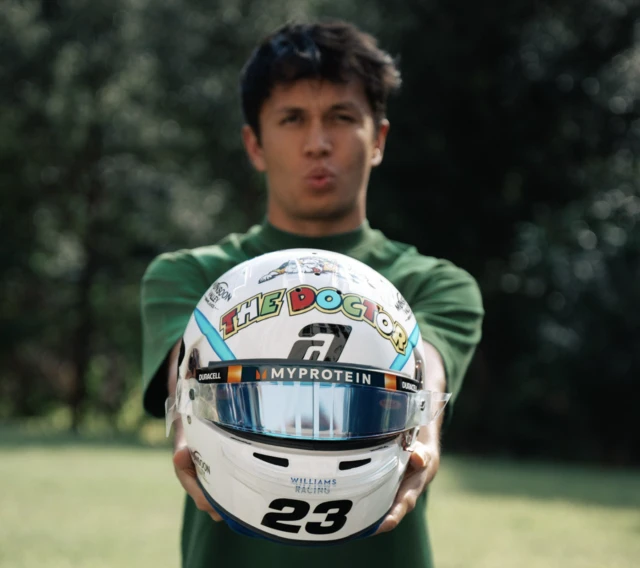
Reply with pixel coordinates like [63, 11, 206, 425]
[141, 220, 483, 568]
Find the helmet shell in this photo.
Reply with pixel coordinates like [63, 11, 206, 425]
[176, 248, 425, 544]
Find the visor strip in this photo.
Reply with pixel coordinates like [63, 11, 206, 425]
[195, 360, 420, 393]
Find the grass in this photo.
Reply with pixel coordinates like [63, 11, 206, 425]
[428, 456, 640, 568]
[0, 430, 182, 568]
[1, 428, 638, 568]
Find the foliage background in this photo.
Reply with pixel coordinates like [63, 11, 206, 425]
[1, 0, 638, 465]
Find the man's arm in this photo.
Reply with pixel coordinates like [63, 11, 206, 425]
[167, 340, 223, 522]
[375, 340, 446, 533]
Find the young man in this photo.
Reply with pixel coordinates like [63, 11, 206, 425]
[141, 20, 484, 568]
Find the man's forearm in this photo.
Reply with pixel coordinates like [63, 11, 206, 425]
[418, 340, 447, 459]
[167, 340, 186, 452]
[423, 339, 447, 414]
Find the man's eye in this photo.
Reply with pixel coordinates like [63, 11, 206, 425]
[335, 114, 355, 123]
[281, 115, 301, 125]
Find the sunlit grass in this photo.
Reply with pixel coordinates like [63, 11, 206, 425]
[0, 434, 181, 568]
[429, 456, 640, 568]
[1, 429, 638, 568]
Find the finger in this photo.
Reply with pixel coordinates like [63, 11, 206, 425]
[409, 442, 440, 488]
[208, 509, 224, 522]
[173, 447, 223, 522]
[374, 444, 438, 535]
[408, 442, 431, 469]
[375, 490, 419, 534]
[375, 467, 426, 534]
[176, 467, 224, 521]
[172, 446, 196, 474]
[375, 514, 400, 534]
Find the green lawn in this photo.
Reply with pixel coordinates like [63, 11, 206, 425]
[1, 431, 638, 568]
[428, 456, 640, 568]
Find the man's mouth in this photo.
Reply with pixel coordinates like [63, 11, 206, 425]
[305, 168, 336, 190]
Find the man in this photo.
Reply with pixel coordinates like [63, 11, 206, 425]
[141, 19, 484, 568]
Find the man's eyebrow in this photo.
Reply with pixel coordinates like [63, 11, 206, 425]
[328, 102, 361, 113]
[273, 106, 305, 115]
[272, 102, 362, 115]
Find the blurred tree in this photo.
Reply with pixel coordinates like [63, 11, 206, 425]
[309, 0, 640, 462]
[0, 0, 317, 429]
[347, 0, 640, 463]
[1, 0, 638, 463]
[1, 0, 155, 428]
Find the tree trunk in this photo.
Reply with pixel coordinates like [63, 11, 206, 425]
[69, 251, 98, 432]
[41, 0, 61, 20]
[69, 124, 103, 433]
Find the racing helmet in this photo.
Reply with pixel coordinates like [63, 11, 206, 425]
[166, 248, 450, 545]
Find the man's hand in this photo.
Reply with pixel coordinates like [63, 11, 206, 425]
[167, 340, 222, 523]
[374, 428, 440, 533]
[375, 339, 447, 534]
[173, 442, 223, 522]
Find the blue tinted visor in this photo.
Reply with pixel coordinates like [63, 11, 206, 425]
[169, 360, 450, 441]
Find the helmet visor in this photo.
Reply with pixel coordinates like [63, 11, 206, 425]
[169, 360, 450, 441]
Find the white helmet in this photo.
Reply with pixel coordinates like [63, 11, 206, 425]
[166, 248, 450, 545]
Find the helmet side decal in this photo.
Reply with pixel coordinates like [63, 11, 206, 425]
[194, 308, 236, 361]
[389, 323, 421, 371]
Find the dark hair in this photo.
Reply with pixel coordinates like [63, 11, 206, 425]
[240, 20, 402, 139]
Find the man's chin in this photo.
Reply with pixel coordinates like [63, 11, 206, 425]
[293, 205, 355, 222]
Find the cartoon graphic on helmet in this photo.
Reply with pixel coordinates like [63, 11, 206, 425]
[258, 256, 340, 283]
[166, 248, 450, 546]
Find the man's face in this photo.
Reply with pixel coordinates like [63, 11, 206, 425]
[242, 79, 389, 224]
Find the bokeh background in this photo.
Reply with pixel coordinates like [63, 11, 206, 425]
[1, 1, 639, 567]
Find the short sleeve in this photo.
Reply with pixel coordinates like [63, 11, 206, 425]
[401, 258, 484, 425]
[140, 251, 210, 417]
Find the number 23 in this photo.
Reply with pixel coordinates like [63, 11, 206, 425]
[261, 498, 353, 535]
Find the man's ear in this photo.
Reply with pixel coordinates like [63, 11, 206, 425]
[242, 124, 266, 172]
[372, 119, 390, 167]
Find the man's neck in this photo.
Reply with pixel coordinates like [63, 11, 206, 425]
[267, 212, 365, 238]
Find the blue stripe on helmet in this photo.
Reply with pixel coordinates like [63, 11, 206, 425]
[389, 323, 420, 371]
[194, 308, 236, 361]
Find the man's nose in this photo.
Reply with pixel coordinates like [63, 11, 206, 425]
[303, 120, 332, 157]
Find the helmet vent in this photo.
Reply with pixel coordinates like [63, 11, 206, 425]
[253, 452, 289, 467]
[339, 458, 372, 471]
